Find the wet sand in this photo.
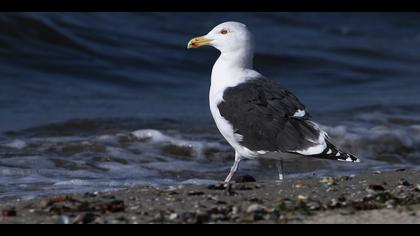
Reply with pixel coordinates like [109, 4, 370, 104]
[1, 170, 420, 224]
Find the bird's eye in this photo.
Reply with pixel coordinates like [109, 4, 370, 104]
[220, 29, 228, 35]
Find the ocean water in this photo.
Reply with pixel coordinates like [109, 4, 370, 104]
[1, 12, 420, 198]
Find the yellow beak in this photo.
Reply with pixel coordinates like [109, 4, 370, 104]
[187, 36, 212, 49]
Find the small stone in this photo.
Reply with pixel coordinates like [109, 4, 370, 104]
[328, 199, 341, 208]
[367, 184, 386, 192]
[326, 187, 337, 192]
[73, 212, 96, 224]
[106, 200, 125, 213]
[169, 213, 178, 221]
[373, 171, 382, 175]
[152, 212, 165, 222]
[293, 182, 305, 189]
[385, 199, 397, 209]
[195, 211, 210, 224]
[320, 177, 337, 186]
[338, 196, 347, 202]
[187, 191, 205, 196]
[415, 184, 420, 192]
[306, 201, 321, 211]
[297, 195, 308, 201]
[372, 192, 398, 204]
[246, 204, 266, 213]
[338, 176, 353, 181]
[399, 179, 411, 187]
[57, 215, 71, 224]
[231, 206, 240, 215]
[1, 209, 17, 217]
[40, 195, 69, 208]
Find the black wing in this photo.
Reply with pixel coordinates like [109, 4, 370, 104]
[217, 78, 322, 154]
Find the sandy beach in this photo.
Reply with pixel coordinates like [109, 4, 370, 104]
[1, 169, 419, 224]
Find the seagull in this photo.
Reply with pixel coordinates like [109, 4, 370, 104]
[187, 22, 359, 183]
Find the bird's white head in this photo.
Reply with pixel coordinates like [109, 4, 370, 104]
[187, 21, 254, 55]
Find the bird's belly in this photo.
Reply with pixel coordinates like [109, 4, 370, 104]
[210, 104, 237, 147]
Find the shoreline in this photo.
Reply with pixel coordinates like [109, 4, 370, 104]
[1, 170, 420, 224]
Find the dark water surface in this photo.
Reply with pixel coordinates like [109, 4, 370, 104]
[1, 12, 420, 198]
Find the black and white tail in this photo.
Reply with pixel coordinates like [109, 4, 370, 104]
[312, 141, 360, 163]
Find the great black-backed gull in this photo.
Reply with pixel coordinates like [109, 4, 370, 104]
[187, 21, 359, 183]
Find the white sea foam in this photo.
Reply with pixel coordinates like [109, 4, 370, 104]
[132, 129, 227, 160]
[1, 123, 420, 199]
[1, 139, 27, 149]
[323, 122, 420, 164]
[54, 179, 91, 186]
[132, 129, 173, 143]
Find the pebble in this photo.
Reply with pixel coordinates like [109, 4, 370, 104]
[106, 200, 125, 213]
[169, 213, 178, 221]
[187, 191, 205, 196]
[293, 183, 305, 189]
[1, 209, 17, 217]
[195, 211, 211, 224]
[73, 212, 97, 224]
[297, 195, 308, 201]
[246, 204, 266, 213]
[367, 184, 386, 192]
[57, 215, 71, 224]
[329, 198, 341, 208]
[320, 177, 337, 186]
[399, 179, 411, 187]
[306, 201, 321, 211]
[231, 206, 240, 215]
[326, 187, 337, 192]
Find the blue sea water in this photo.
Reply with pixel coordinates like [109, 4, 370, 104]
[1, 12, 420, 198]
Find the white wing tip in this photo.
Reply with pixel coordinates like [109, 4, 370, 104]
[337, 155, 360, 163]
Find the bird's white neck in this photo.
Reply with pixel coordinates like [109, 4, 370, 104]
[216, 49, 254, 70]
[211, 49, 255, 94]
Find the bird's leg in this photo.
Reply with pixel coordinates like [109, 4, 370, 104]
[276, 160, 285, 181]
[224, 153, 242, 184]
